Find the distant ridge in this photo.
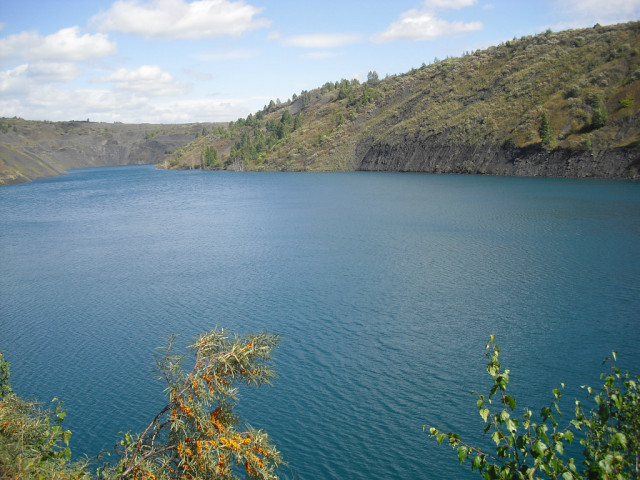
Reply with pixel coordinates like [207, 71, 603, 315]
[0, 120, 220, 185]
[163, 21, 640, 179]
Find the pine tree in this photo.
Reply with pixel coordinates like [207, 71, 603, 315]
[539, 111, 554, 148]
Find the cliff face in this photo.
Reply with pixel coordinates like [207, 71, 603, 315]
[0, 120, 220, 185]
[356, 132, 640, 178]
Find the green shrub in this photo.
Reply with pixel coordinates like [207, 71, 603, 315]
[426, 336, 640, 479]
[619, 96, 634, 109]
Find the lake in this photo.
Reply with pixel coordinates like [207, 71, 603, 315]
[1, 165, 639, 479]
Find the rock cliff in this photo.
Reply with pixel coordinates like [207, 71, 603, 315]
[357, 133, 640, 178]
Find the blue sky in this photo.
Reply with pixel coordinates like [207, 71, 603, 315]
[1, 0, 639, 123]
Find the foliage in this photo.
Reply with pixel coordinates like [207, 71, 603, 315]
[104, 328, 282, 480]
[619, 96, 634, 109]
[201, 145, 221, 169]
[590, 96, 608, 129]
[0, 353, 88, 479]
[0, 353, 11, 399]
[0, 328, 282, 480]
[575, 352, 640, 479]
[426, 336, 640, 479]
[539, 112, 554, 148]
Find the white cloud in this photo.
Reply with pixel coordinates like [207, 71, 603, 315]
[371, 8, 482, 43]
[96, 65, 190, 97]
[150, 97, 254, 122]
[90, 0, 271, 39]
[0, 80, 252, 123]
[0, 27, 116, 62]
[25, 62, 79, 82]
[423, 0, 476, 8]
[553, 0, 640, 26]
[284, 33, 361, 48]
[0, 63, 79, 93]
[0, 64, 29, 93]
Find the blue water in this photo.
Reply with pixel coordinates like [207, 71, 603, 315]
[1, 165, 639, 479]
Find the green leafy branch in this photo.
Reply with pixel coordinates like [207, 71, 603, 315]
[426, 335, 639, 479]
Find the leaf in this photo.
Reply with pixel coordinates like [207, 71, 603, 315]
[457, 446, 469, 464]
[613, 432, 627, 449]
[499, 410, 510, 423]
[564, 430, 574, 444]
[533, 440, 547, 457]
[436, 433, 447, 445]
[480, 408, 490, 423]
[504, 395, 516, 411]
[472, 454, 485, 471]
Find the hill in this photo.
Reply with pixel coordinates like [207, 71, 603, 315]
[0, 119, 219, 185]
[163, 21, 640, 179]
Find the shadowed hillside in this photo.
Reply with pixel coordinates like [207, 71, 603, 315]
[165, 21, 640, 179]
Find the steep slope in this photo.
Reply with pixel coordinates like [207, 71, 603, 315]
[0, 120, 220, 185]
[167, 21, 640, 178]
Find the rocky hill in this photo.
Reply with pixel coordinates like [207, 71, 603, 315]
[165, 21, 640, 179]
[3, 22, 639, 185]
[0, 120, 219, 185]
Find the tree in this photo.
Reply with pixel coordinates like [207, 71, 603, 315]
[0, 328, 282, 479]
[591, 96, 608, 129]
[539, 111, 554, 148]
[202, 145, 221, 169]
[426, 336, 640, 479]
[293, 113, 303, 131]
[367, 70, 379, 83]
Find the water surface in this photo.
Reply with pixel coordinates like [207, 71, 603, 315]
[1, 166, 639, 479]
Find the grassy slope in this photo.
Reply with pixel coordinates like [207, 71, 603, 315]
[166, 21, 640, 176]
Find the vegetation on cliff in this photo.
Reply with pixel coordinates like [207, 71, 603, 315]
[163, 21, 640, 177]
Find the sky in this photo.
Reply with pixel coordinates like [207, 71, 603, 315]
[1, 0, 640, 124]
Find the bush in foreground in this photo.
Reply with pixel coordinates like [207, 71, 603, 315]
[0, 327, 282, 479]
[426, 335, 640, 479]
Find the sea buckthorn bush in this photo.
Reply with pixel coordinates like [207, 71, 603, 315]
[0, 328, 282, 480]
